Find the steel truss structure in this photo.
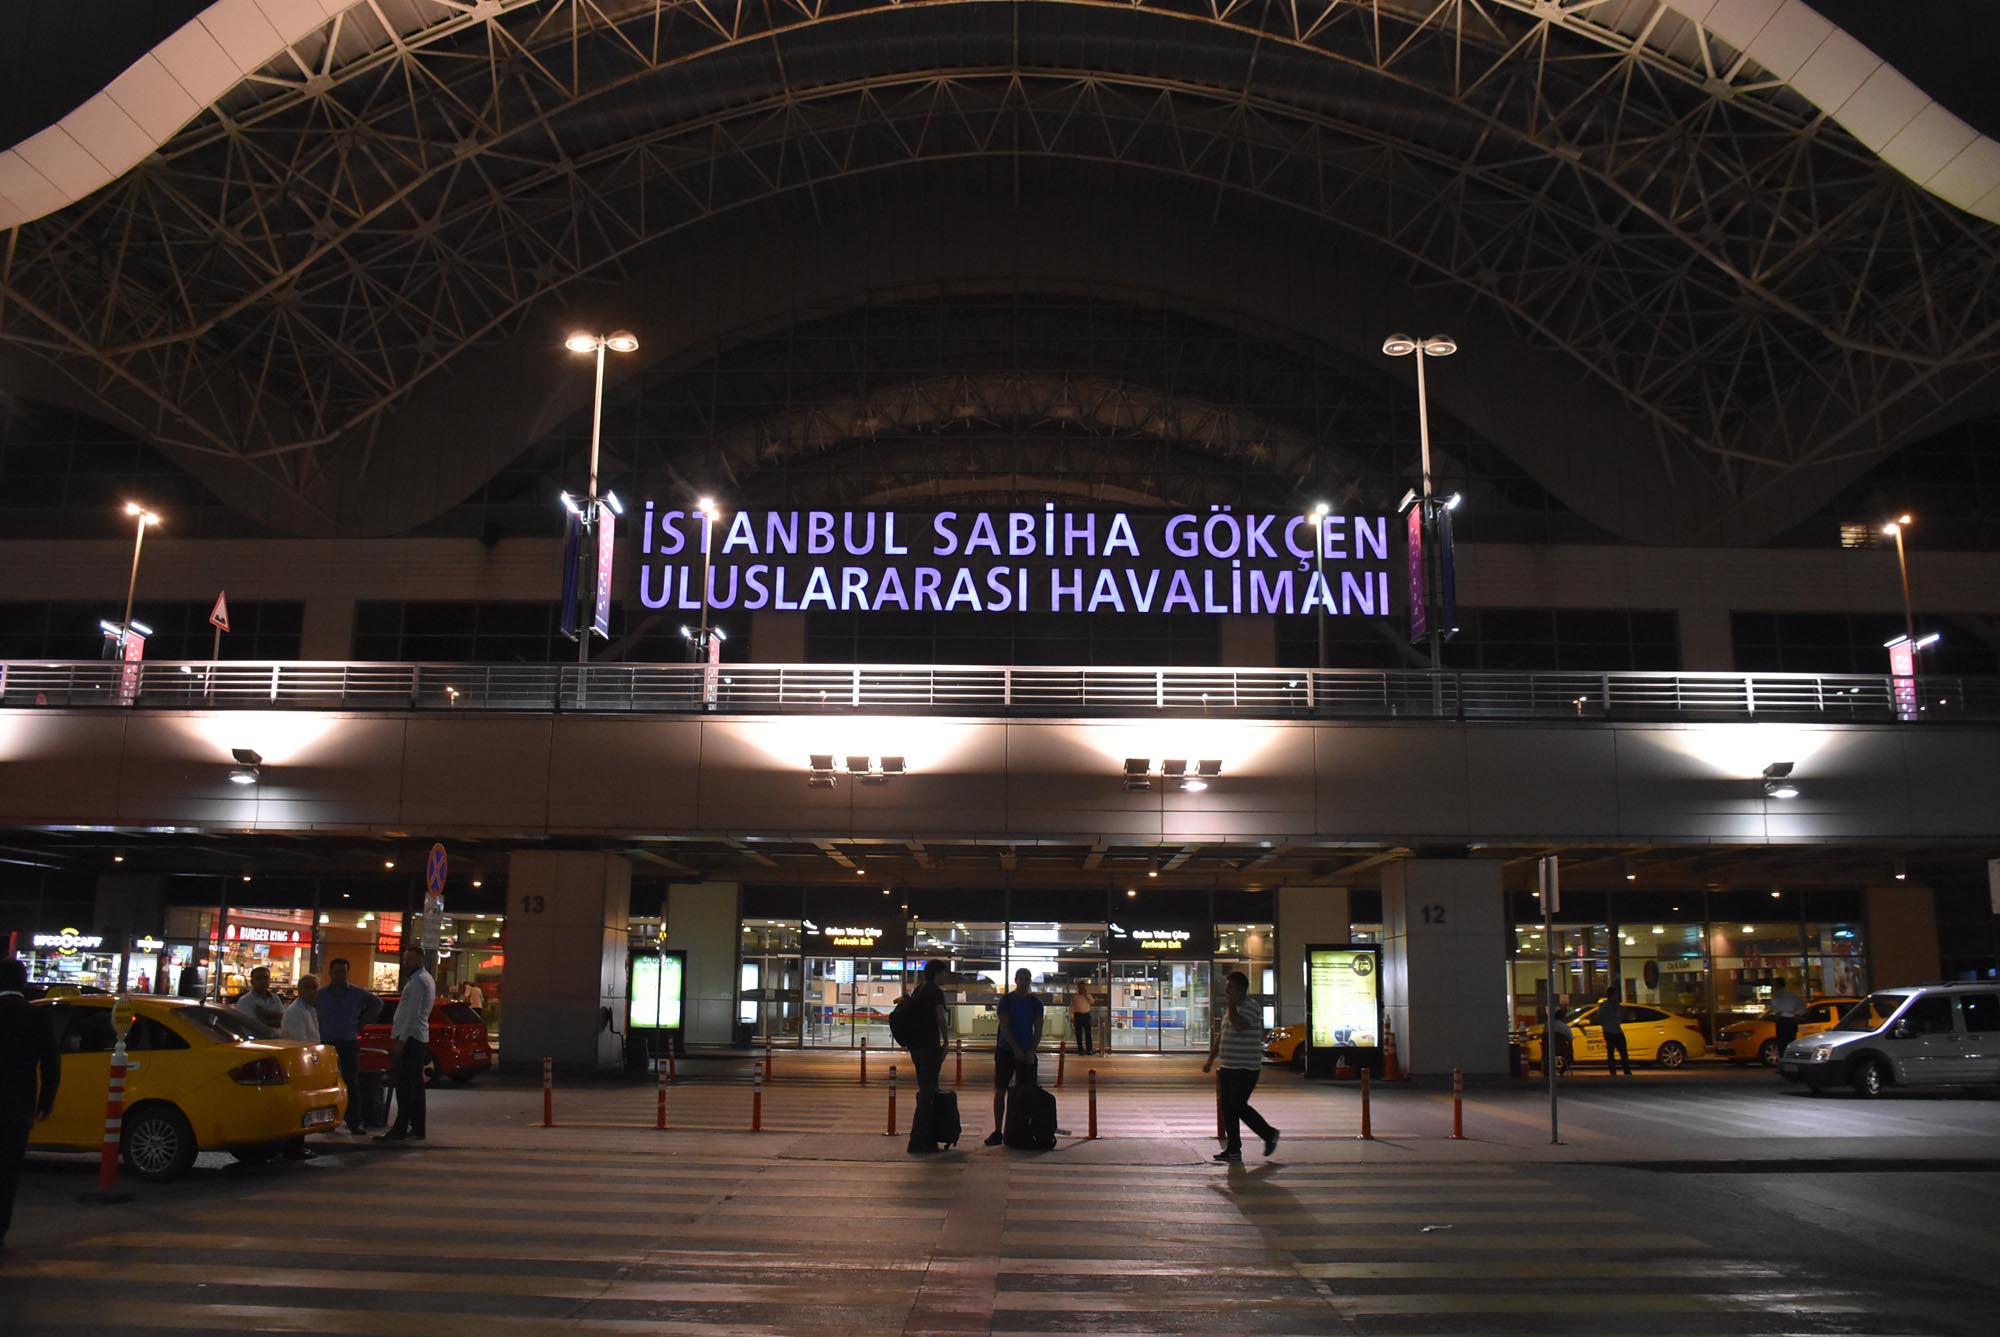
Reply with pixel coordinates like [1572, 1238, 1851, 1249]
[3, 0, 1998, 537]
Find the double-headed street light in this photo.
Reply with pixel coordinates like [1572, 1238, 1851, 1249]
[564, 330, 639, 664]
[1881, 513, 1917, 647]
[1382, 334, 1456, 672]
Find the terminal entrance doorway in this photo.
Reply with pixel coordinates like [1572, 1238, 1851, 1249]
[1109, 959, 1211, 1052]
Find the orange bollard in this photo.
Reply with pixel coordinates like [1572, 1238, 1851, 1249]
[859, 1036, 869, 1086]
[751, 1059, 764, 1133]
[1450, 1067, 1464, 1140]
[954, 1035, 963, 1088]
[656, 1058, 668, 1131]
[96, 1046, 129, 1195]
[542, 1057, 554, 1128]
[886, 1064, 898, 1136]
[1087, 1069, 1098, 1140]
[1056, 1036, 1066, 1088]
[1359, 1068, 1373, 1141]
[766, 1034, 775, 1081]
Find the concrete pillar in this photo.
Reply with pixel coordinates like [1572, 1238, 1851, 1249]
[1275, 886, 1350, 1028]
[1219, 616, 1278, 667]
[667, 881, 742, 1047]
[303, 597, 356, 659]
[1864, 883, 1940, 987]
[93, 875, 165, 991]
[750, 611, 807, 662]
[1380, 859, 1509, 1075]
[499, 851, 631, 1075]
[1677, 606, 1734, 670]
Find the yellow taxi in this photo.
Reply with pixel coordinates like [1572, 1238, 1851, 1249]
[1523, 1001, 1708, 1073]
[1714, 996, 1865, 1067]
[1263, 1023, 1306, 1067]
[29, 995, 347, 1180]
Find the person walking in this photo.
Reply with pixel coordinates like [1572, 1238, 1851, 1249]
[1598, 987, 1633, 1076]
[1203, 970, 1279, 1164]
[983, 968, 1043, 1146]
[234, 966, 286, 1031]
[377, 949, 435, 1143]
[1, 957, 60, 1251]
[904, 961, 951, 1155]
[1069, 980, 1095, 1056]
[1769, 978, 1806, 1056]
[316, 958, 380, 1134]
[282, 974, 321, 1042]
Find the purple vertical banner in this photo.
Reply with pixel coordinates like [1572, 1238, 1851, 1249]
[118, 629, 147, 706]
[1436, 503, 1458, 639]
[1888, 638, 1917, 721]
[1406, 506, 1428, 643]
[558, 512, 583, 641]
[592, 507, 615, 640]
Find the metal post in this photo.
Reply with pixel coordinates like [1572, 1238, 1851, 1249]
[579, 342, 606, 667]
[542, 1056, 554, 1127]
[1314, 520, 1327, 670]
[1893, 524, 1916, 647]
[1087, 1069, 1098, 1139]
[954, 1035, 963, 1088]
[1542, 855, 1561, 1145]
[656, 1057, 668, 1130]
[886, 1064, 898, 1136]
[1056, 1035, 1066, 1089]
[750, 1059, 764, 1132]
[1359, 1068, 1373, 1141]
[120, 518, 146, 643]
[696, 511, 714, 662]
[1450, 1067, 1464, 1140]
[859, 1035, 868, 1085]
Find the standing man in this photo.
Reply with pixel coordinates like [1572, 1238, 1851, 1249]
[378, 948, 435, 1143]
[983, 968, 1043, 1147]
[1769, 978, 1807, 1057]
[316, 958, 379, 1135]
[1599, 987, 1633, 1077]
[282, 974, 321, 1042]
[1, 957, 60, 1251]
[905, 960, 951, 1155]
[1203, 970, 1279, 1164]
[234, 966, 286, 1031]
[1069, 980, 1095, 1057]
[462, 979, 485, 1013]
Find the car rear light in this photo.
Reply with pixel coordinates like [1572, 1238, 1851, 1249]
[230, 1056, 288, 1086]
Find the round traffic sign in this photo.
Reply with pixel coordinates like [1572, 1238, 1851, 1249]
[111, 996, 138, 1038]
[425, 842, 448, 896]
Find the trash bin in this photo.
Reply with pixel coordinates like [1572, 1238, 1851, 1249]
[732, 1021, 755, 1050]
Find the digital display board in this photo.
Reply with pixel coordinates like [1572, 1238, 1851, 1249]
[629, 951, 685, 1030]
[1306, 945, 1381, 1053]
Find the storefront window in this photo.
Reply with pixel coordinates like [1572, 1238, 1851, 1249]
[1710, 922, 1805, 1025]
[1804, 921, 1867, 998]
[1510, 924, 1610, 1029]
[740, 919, 802, 1042]
[1215, 923, 1276, 1028]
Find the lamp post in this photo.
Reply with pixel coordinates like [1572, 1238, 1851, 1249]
[1307, 502, 1330, 669]
[118, 502, 160, 645]
[564, 329, 640, 664]
[1881, 513, 1916, 647]
[694, 496, 719, 657]
[1381, 334, 1456, 672]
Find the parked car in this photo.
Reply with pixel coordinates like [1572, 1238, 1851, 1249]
[359, 997, 493, 1085]
[1263, 1023, 1306, 1067]
[28, 996, 345, 1180]
[1779, 983, 2000, 1096]
[1715, 996, 1864, 1066]
[1523, 1001, 1707, 1073]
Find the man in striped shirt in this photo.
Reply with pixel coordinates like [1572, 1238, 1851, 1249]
[1202, 970, 1279, 1164]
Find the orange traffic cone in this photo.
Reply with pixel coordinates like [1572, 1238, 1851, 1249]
[1381, 1016, 1410, 1082]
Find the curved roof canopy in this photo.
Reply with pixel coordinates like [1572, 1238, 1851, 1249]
[3, 0, 1999, 542]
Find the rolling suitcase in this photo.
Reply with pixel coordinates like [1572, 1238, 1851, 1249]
[930, 1091, 962, 1149]
[1004, 1083, 1058, 1151]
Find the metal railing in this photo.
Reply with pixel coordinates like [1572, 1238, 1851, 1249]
[1, 659, 1996, 723]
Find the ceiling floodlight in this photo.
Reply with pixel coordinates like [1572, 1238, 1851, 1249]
[1123, 758, 1149, 776]
[227, 767, 260, 786]
[603, 491, 625, 516]
[1161, 759, 1187, 777]
[1763, 779, 1800, 799]
[604, 330, 639, 353]
[1196, 760, 1222, 777]
[1894, 858, 1908, 881]
[845, 755, 870, 775]
[1180, 778, 1209, 793]
[880, 757, 906, 775]
[231, 748, 263, 767]
[1762, 762, 1794, 779]
[809, 754, 835, 772]
[807, 774, 837, 790]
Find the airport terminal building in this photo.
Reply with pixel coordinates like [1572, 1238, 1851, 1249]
[3, 1, 1999, 1077]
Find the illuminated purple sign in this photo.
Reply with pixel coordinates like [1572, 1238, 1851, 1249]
[634, 506, 1397, 617]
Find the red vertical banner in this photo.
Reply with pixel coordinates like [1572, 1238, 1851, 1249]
[704, 630, 721, 706]
[118, 629, 147, 705]
[1888, 638, 1917, 721]
[592, 507, 616, 640]
[1406, 506, 1428, 643]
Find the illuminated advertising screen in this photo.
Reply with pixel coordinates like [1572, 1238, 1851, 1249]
[629, 951, 685, 1030]
[1306, 945, 1381, 1053]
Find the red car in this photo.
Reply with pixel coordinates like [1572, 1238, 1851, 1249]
[359, 998, 492, 1086]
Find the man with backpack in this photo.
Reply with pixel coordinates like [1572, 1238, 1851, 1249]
[893, 960, 953, 1154]
[986, 968, 1046, 1147]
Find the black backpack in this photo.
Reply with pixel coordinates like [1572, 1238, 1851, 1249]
[889, 989, 931, 1049]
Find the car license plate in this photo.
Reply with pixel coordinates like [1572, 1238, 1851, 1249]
[301, 1107, 337, 1128]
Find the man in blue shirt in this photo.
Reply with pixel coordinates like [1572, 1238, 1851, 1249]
[983, 968, 1043, 1147]
[315, 957, 380, 1133]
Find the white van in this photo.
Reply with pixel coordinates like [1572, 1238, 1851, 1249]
[1779, 983, 2000, 1097]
